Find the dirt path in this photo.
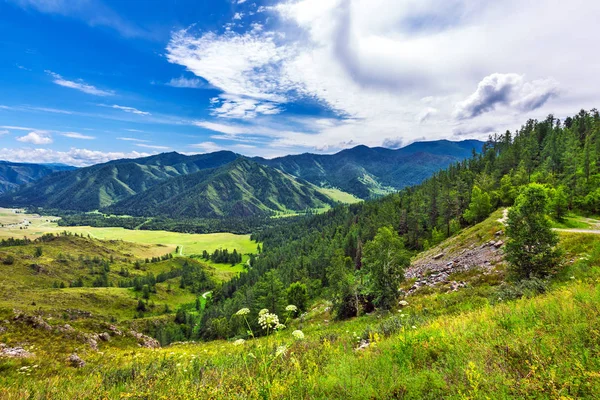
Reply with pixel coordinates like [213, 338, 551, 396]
[554, 229, 600, 235]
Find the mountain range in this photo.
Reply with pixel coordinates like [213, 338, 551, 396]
[0, 139, 484, 217]
[0, 161, 75, 195]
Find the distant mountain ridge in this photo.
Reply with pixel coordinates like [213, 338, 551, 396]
[106, 158, 336, 218]
[254, 140, 484, 198]
[0, 161, 76, 195]
[0, 139, 484, 216]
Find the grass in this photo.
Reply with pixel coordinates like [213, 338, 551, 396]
[0, 207, 257, 257]
[316, 188, 363, 204]
[1, 212, 600, 398]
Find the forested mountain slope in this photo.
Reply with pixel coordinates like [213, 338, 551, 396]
[0, 161, 75, 194]
[0, 151, 239, 211]
[255, 139, 484, 198]
[106, 158, 337, 218]
[197, 109, 600, 339]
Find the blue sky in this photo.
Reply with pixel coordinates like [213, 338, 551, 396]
[0, 0, 598, 166]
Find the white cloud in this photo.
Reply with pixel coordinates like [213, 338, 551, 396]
[136, 144, 171, 150]
[61, 132, 95, 140]
[45, 70, 114, 96]
[117, 137, 149, 142]
[0, 130, 9, 135]
[233, 12, 244, 20]
[9, 0, 148, 38]
[166, 77, 205, 89]
[111, 105, 151, 115]
[453, 73, 559, 120]
[0, 147, 151, 167]
[167, 0, 600, 154]
[190, 141, 225, 153]
[16, 131, 53, 145]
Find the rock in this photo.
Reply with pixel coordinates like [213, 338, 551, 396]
[107, 325, 123, 336]
[13, 312, 52, 331]
[495, 230, 504, 236]
[0, 344, 34, 358]
[67, 353, 85, 368]
[98, 332, 110, 342]
[494, 240, 504, 248]
[129, 330, 160, 349]
[0, 326, 6, 334]
[433, 253, 444, 260]
[355, 340, 370, 351]
[88, 338, 98, 351]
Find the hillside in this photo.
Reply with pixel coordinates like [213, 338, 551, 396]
[0, 151, 239, 211]
[1, 211, 599, 398]
[0, 161, 75, 194]
[255, 139, 484, 198]
[106, 158, 337, 218]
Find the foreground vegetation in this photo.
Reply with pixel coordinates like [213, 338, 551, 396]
[0, 228, 598, 398]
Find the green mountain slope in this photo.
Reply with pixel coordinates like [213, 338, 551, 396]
[106, 158, 337, 218]
[0, 151, 239, 210]
[0, 161, 75, 194]
[255, 139, 483, 198]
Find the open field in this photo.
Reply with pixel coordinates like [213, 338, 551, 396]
[0, 208, 257, 259]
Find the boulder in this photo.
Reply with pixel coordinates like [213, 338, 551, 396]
[67, 353, 85, 368]
[433, 253, 444, 260]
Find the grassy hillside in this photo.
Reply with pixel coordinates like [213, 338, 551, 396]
[1, 213, 599, 398]
[107, 158, 340, 218]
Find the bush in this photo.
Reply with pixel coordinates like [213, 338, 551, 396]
[2, 255, 15, 265]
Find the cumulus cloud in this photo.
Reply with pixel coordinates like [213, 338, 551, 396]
[16, 131, 53, 145]
[111, 105, 151, 115]
[45, 71, 114, 96]
[0, 147, 151, 167]
[61, 132, 95, 140]
[382, 137, 404, 149]
[453, 73, 559, 120]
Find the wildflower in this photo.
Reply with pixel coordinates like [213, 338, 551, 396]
[258, 312, 279, 330]
[292, 330, 305, 340]
[285, 304, 298, 313]
[235, 308, 250, 316]
[274, 323, 286, 331]
[275, 345, 288, 357]
[233, 339, 245, 346]
[412, 326, 416, 329]
[258, 308, 269, 316]
[398, 300, 409, 307]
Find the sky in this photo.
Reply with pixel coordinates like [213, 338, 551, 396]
[0, 0, 599, 166]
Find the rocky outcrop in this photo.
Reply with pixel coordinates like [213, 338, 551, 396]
[0, 343, 34, 358]
[129, 330, 160, 348]
[67, 353, 85, 368]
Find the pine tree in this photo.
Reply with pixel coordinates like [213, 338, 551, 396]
[506, 184, 562, 279]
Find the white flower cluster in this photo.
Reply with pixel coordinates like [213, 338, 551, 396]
[275, 345, 288, 357]
[258, 311, 279, 330]
[292, 330, 304, 340]
[233, 338, 245, 346]
[285, 304, 297, 313]
[258, 308, 269, 316]
[235, 308, 250, 316]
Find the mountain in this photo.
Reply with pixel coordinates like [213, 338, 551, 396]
[0, 161, 76, 195]
[0, 151, 239, 210]
[0, 139, 484, 213]
[254, 139, 484, 198]
[106, 158, 336, 218]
